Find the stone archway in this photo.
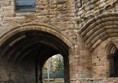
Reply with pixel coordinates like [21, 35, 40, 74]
[0, 24, 72, 83]
[79, 13, 118, 51]
[106, 42, 118, 77]
[79, 13, 118, 82]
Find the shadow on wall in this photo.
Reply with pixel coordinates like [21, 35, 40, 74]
[5, 74, 15, 83]
[6, 80, 15, 83]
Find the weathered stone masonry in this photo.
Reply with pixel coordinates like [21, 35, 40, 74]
[0, 0, 118, 83]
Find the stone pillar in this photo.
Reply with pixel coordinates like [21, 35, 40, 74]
[69, 45, 79, 83]
[92, 45, 109, 80]
[69, 44, 92, 83]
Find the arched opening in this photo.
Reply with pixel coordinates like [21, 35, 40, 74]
[109, 49, 118, 77]
[0, 30, 70, 83]
[42, 54, 64, 83]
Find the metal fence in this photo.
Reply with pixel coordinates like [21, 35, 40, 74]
[43, 70, 64, 79]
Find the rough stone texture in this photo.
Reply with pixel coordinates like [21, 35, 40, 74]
[0, 60, 35, 83]
[0, 0, 118, 83]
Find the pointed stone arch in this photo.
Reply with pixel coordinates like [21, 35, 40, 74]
[105, 41, 118, 77]
[0, 24, 73, 47]
[0, 24, 73, 83]
[79, 13, 118, 51]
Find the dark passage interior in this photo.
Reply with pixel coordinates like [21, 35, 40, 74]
[0, 30, 70, 83]
[110, 49, 118, 77]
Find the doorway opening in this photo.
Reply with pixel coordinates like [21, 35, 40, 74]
[110, 49, 118, 77]
[0, 30, 70, 83]
[42, 54, 64, 83]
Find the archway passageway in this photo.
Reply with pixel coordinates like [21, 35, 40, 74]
[42, 54, 64, 83]
[0, 30, 70, 83]
[109, 49, 118, 77]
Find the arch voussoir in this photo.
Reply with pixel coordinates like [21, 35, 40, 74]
[79, 13, 118, 51]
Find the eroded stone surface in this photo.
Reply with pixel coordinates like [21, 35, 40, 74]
[0, 0, 118, 83]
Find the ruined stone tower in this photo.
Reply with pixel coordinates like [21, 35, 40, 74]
[0, 0, 118, 83]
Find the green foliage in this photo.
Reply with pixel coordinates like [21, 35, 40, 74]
[55, 58, 64, 71]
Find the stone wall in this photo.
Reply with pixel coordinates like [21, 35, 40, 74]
[75, 0, 118, 28]
[0, 0, 77, 44]
[0, 61, 35, 83]
[0, 0, 118, 83]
